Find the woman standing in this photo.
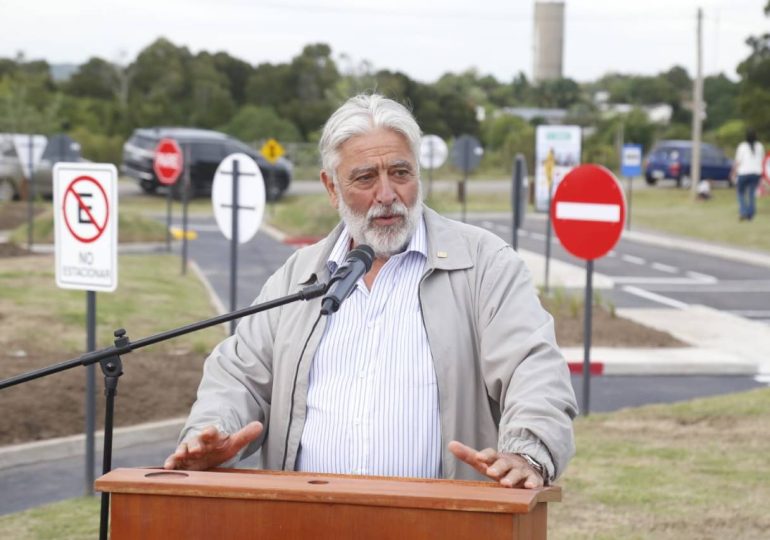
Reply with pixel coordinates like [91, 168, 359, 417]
[733, 130, 765, 221]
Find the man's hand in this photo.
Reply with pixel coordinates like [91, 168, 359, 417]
[448, 440, 544, 489]
[163, 421, 263, 471]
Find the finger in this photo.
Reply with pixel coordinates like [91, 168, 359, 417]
[189, 426, 226, 454]
[475, 447, 498, 464]
[448, 441, 489, 476]
[500, 466, 529, 488]
[229, 422, 263, 451]
[486, 456, 516, 480]
[164, 443, 189, 470]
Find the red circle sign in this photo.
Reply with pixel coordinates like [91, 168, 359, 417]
[550, 164, 626, 260]
[62, 175, 110, 244]
[153, 138, 184, 185]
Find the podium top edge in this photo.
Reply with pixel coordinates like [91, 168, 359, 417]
[96, 468, 562, 514]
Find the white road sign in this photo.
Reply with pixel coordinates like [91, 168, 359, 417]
[212, 153, 265, 243]
[420, 135, 448, 169]
[13, 134, 48, 178]
[53, 162, 118, 292]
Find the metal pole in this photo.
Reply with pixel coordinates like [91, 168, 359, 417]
[85, 290, 96, 495]
[428, 142, 434, 199]
[181, 145, 190, 275]
[582, 259, 594, 416]
[691, 7, 704, 196]
[230, 159, 240, 335]
[165, 188, 172, 252]
[544, 183, 553, 294]
[462, 140, 469, 223]
[27, 134, 34, 249]
[512, 155, 523, 251]
[626, 176, 633, 230]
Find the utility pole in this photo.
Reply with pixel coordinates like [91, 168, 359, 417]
[691, 7, 704, 197]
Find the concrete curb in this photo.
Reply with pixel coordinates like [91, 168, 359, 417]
[0, 418, 185, 470]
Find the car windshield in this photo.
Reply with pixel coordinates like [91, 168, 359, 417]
[131, 134, 159, 150]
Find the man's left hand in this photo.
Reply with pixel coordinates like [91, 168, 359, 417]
[448, 440, 544, 489]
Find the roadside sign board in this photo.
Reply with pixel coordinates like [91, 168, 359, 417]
[212, 153, 265, 243]
[153, 138, 184, 185]
[551, 164, 626, 261]
[451, 135, 483, 173]
[535, 125, 581, 211]
[13, 134, 48, 178]
[621, 144, 643, 177]
[53, 162, 118, 292]
[420, 135, 448, 169]
[260, 138, 284, 164]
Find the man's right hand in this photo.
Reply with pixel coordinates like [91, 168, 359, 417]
[163, 421, 263, 471]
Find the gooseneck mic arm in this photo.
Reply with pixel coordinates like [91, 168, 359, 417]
[320, 244, 375, 315]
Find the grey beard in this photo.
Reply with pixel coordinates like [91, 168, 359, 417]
[337, 192, 423, 259]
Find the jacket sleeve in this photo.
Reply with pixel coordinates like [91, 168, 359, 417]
[478, 244, 578, 481]
[177, 269, 286, 465]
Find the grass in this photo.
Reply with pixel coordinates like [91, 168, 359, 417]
[2, 387, 767, 539]
[627, 186, 770, 253]
[0, 253, 223, 352]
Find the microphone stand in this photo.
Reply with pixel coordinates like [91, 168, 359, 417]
[0, 282, 328, 540]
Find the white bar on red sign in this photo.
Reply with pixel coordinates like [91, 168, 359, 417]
[555, 202, 621, 223]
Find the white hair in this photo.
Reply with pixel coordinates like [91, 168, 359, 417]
[318, 94, 422, 182]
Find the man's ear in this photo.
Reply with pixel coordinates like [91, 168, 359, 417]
[320, 170, 339, 209]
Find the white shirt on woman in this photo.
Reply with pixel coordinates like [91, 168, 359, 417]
[734, 141, 765, 176]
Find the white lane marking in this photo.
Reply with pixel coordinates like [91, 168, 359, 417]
[481, 220, 496, 229]
[728, 310, 770, 317]
[622, 286, 690, 309]
[530, 232, 546, 241]
[686, 270, 718, 283]
[555, 202, 621, 222]
[651, 262, 678, 273]
[621, 254, 646, 265]
[610, 276, 709, 285]
[607, 250, 617, 257]
[755, 374, 770, 385]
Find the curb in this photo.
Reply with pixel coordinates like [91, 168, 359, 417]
[0, 417, 185, 470]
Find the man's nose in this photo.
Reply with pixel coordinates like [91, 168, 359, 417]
[375, 173, 397, 205]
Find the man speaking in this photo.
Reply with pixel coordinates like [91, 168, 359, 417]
[165, 94, 578, 489]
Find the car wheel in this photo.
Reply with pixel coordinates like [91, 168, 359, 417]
[265, 181, 283, 202]
[0, 178, 17, 202]
[645, 175, 657, 186]
[140, 180, 157, 194]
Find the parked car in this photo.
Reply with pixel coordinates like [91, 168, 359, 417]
[0, 133, 82, 201]
[121, 127, 292, 201]
[644, 140, 733, 187]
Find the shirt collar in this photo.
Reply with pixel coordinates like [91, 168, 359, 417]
[326, 215, 428, 272]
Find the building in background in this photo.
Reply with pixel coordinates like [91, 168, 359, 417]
[533, 1, 565, 82]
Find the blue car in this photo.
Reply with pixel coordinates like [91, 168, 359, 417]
[644, 140, 733, 187]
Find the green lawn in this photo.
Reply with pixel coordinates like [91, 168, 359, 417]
[2, 387, 767, 539]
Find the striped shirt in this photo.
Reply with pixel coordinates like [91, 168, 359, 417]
[296, 218, 441, 478]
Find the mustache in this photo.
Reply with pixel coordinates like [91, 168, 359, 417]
[367, 201, 408, 220]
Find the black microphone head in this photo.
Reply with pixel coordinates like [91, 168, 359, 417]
[349, 244, 375, 272]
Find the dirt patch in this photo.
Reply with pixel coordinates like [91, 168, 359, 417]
[0, 201, 45, 231]
[0, 345, 206, 446]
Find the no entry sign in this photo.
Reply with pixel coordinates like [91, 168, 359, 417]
[53, 162, 118, 291]
[550, 164, 626, 260]
[154, 138, 184, 185]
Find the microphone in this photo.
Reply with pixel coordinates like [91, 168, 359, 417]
[320, 244, 375, 315]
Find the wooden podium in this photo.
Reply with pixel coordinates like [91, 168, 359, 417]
[96, 468, 561, 539]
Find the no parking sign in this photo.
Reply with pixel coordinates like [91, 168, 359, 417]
[53, 162, 118, 292]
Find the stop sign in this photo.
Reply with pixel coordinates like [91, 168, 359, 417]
[153, 138, 184, 185]
[550, 164, 626, 260]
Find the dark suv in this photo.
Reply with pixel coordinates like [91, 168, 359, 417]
[644, 140, 733, 187]
[121, 127, 292, 200]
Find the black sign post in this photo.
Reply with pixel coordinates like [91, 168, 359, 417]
[451, 135, 483, 223]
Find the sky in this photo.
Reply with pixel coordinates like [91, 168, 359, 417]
[1, 0, 767, 83]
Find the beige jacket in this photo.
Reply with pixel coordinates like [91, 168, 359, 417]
[181, 207, 578, 481]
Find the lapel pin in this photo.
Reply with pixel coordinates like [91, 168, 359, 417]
[437, 251, 448, 258]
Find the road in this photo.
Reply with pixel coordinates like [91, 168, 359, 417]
[471, 214, 770, 326]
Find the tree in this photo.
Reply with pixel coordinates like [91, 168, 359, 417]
[736, 25, 770, 139]
[219, 105, 301, 143]
[64, 57, 120, 100]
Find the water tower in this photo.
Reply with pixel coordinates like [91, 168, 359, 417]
[533, 1, 565, 82]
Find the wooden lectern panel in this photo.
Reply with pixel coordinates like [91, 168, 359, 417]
[96, 468, 561, 539]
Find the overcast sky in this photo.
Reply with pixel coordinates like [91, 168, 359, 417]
[1, 0, 767, 83]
